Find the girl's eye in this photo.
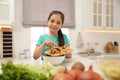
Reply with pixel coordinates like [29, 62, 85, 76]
[50, 19, 61, 25]
[50, 20, 54, 23]
[57, 22, 60, 25]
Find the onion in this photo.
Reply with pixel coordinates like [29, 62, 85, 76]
[77, 65, 104, 80]
[68, 68, 82, 80]
[52, 72, 75, 80]
[71, 62, 85, 72]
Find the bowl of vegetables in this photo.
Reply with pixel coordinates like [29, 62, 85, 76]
[43, 46, 72, 65]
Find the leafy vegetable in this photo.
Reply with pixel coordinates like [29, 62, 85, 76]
[0, 60, 65, 80]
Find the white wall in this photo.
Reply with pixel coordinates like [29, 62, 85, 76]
[13, 0, 120, 58]
[14, 0, 31, 58]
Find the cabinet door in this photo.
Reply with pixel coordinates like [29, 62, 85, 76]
[101, 0, 114, 30]
[0, 0, 14, 24]
[114, 0, 120, 30]
[81, 0, 103, 30]
[81, 0, 93, 30]
[82, 0, 119, 30]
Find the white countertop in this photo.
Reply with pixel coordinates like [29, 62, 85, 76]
[0, 54, 117, 80]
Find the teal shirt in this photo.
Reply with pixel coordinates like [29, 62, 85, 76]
[36, 34, 70, 55]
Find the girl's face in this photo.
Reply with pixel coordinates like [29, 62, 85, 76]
[47, 14, 63, 35]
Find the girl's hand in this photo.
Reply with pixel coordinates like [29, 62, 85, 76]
[65, 52, 72, 58]
[43, 40, 55, 48]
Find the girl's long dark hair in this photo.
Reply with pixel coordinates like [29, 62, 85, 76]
[48, 10, 65, 46]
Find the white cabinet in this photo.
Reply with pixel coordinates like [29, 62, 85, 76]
[0, 0, 14, 24]
[81, 0, 93, 29]
[82, 0, 120, 30]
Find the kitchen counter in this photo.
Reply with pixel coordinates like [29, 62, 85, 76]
[0, 53, 119, 80]
[61, 54, 111, 80]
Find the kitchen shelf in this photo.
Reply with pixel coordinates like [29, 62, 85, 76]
[0, 27, 13, 58]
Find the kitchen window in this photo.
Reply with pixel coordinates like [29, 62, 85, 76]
[30, 27, 69, 56]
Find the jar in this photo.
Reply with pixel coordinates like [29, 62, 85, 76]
[19, 52, 25, 59]
[24, 49, 29, 58]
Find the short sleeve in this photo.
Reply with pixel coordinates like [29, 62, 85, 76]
[63, 34, 70, 46]
[36, 35, 44, 46]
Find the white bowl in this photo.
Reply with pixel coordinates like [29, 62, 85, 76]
[43, 55, 65, 65]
